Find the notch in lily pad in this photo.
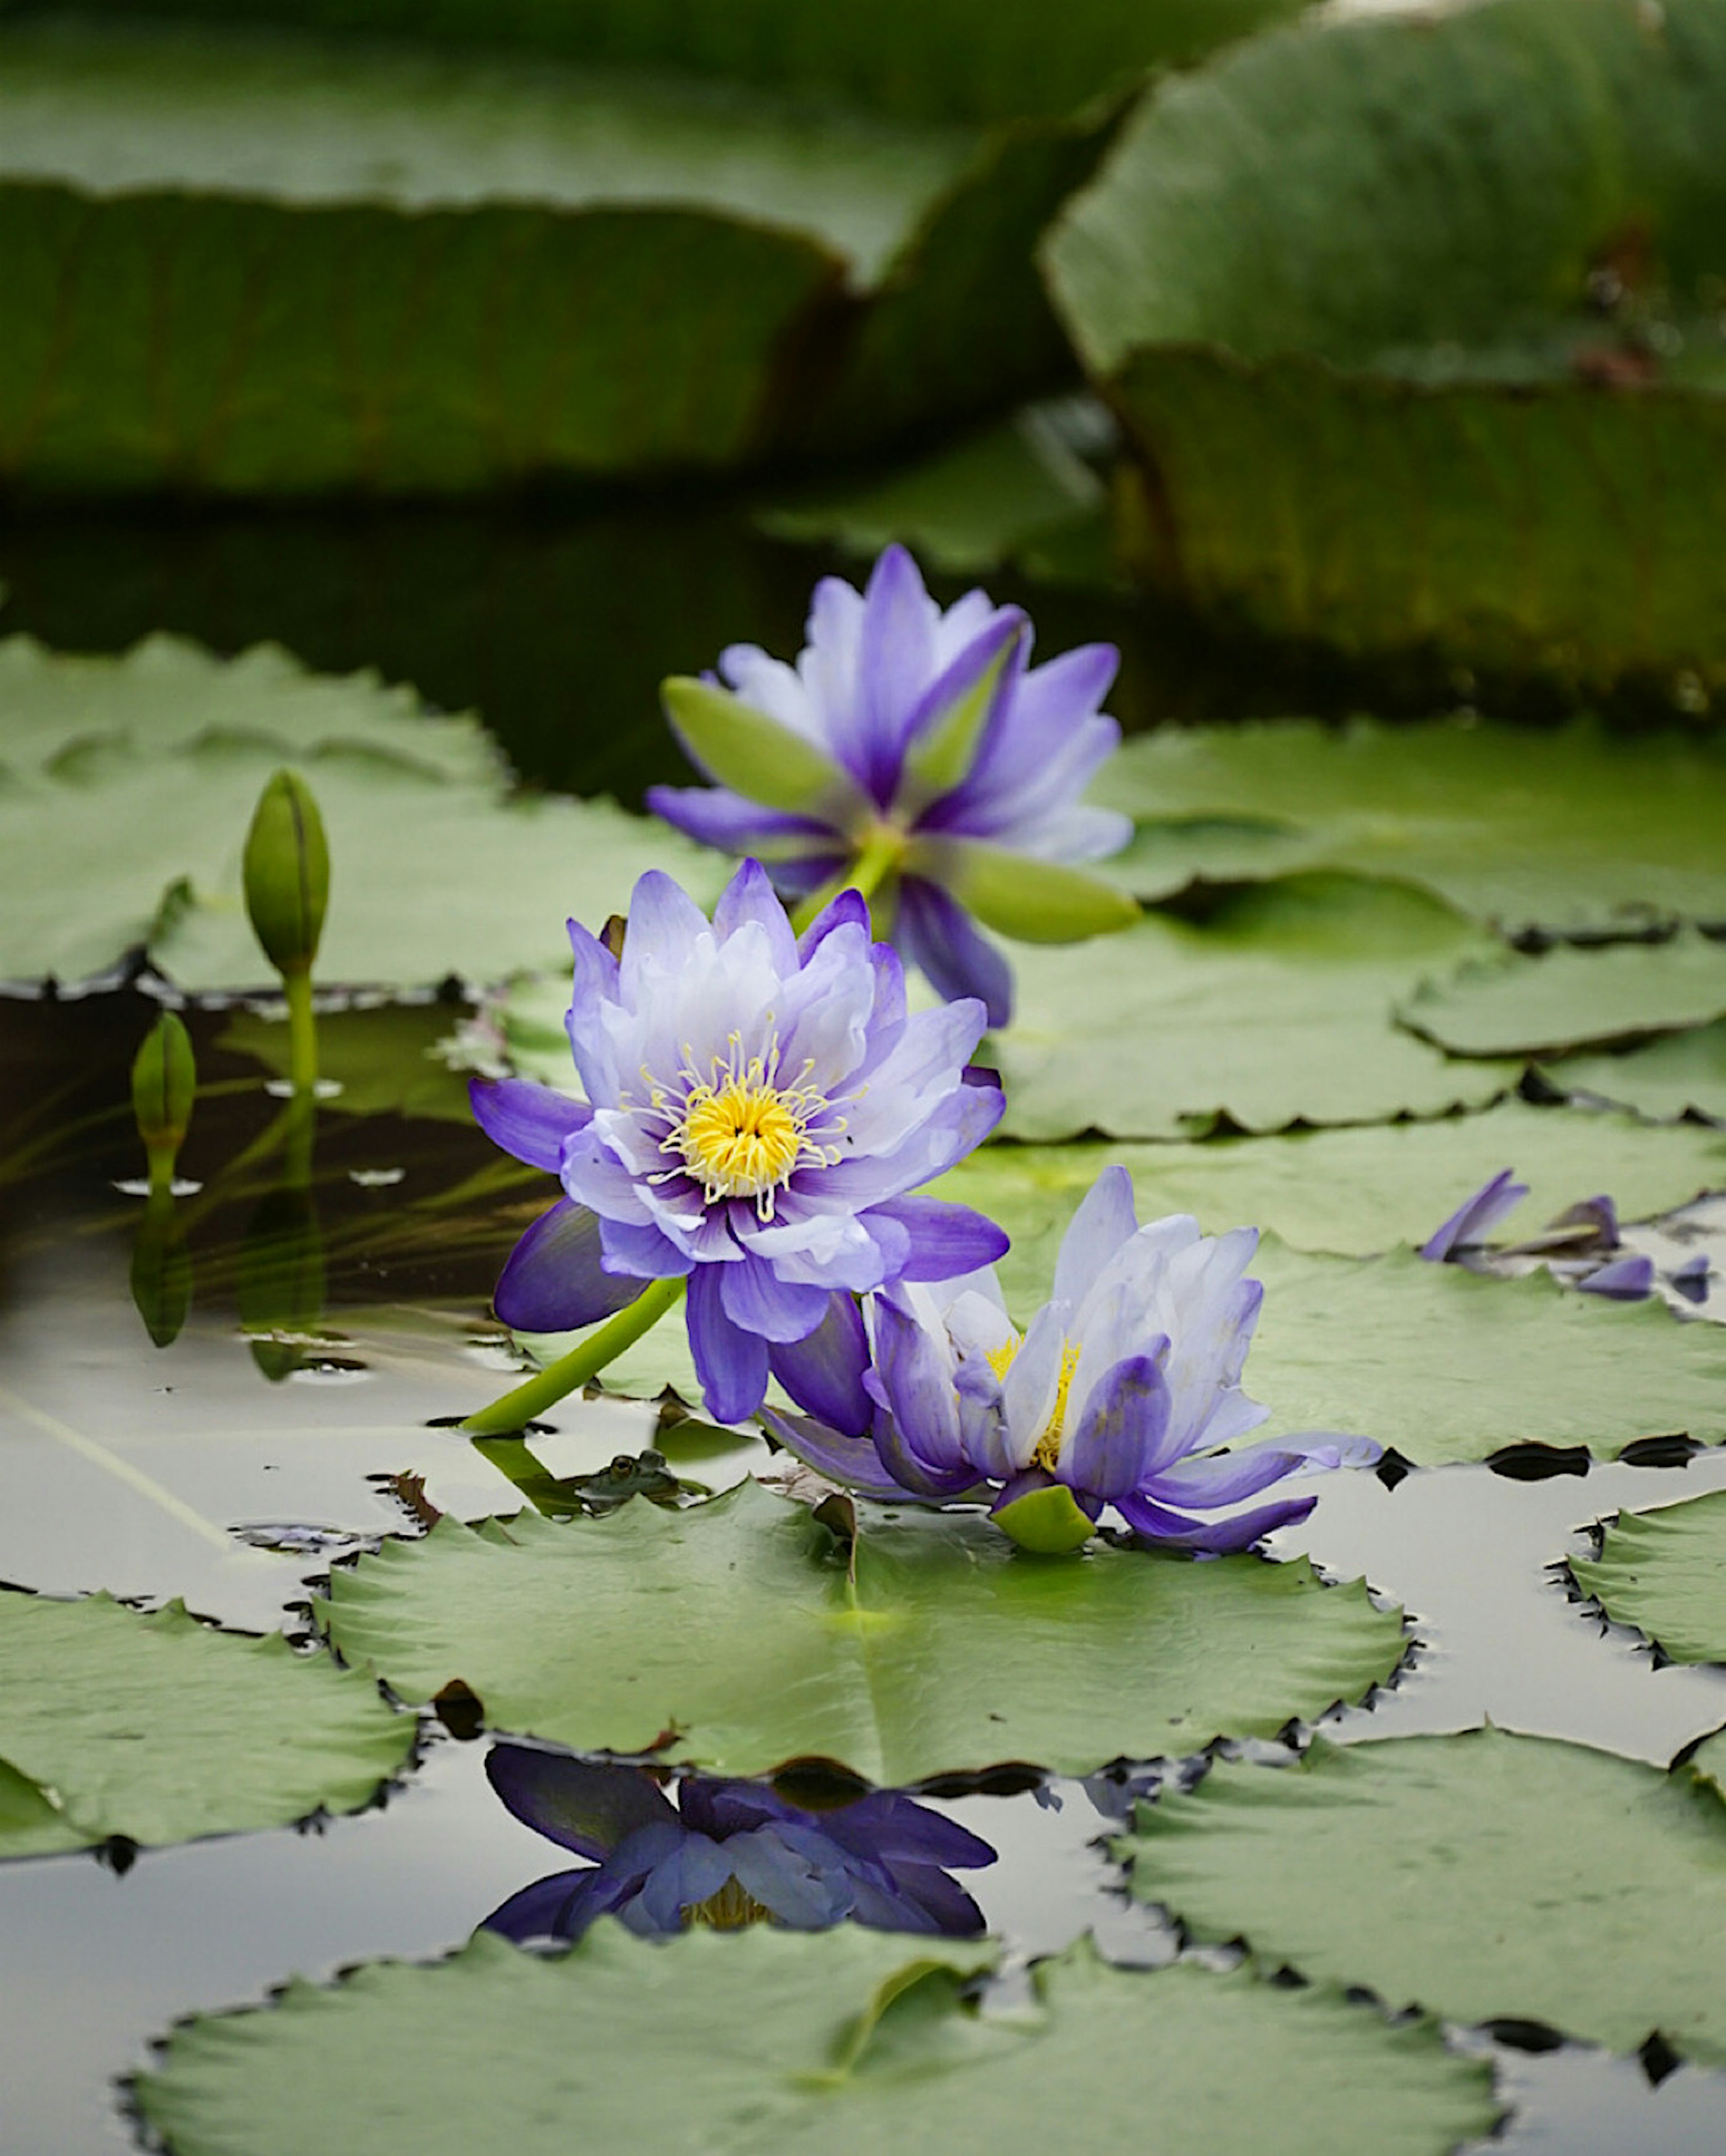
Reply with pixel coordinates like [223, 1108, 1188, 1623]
[243, 767, 329, 1095]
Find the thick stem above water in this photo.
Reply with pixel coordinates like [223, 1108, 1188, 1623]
[462, 1273, 689, 1437]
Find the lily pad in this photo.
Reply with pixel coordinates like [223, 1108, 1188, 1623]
[1095, 717, 1726, 935]
[134, 1925, 1498, 2156]
[0, 1588, 413, 1857]
[1045, 0, 1726, 683]
[218, 1004, 476, 1122]
[1544, 1019, 1726, 1123]
[0, 634, 719, 990]
[1121, 1728, 1726, 2061]
[1571, 1488, 1726, 1664]
[1401, 931, 1726, 1058]
[992, 873, 1514, 1141]
[1250, 1241, 1726, 1465]
[0, 16, 1112, 494]
[932, 1102, 1726, 1307]
[324, 1478, 1406, 1782]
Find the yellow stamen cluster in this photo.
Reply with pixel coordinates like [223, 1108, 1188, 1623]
[682, 1876, 776, 1930]
[655, 1032, 842, 1218]
[987, 1332, 1083, 1473]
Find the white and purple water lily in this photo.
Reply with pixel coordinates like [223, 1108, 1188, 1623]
[767, 1167, 1379, 1555]
[646, 544, 1137, 1027]
[467, 860, 1006, 1428]
[481, 1746, 992, 1944]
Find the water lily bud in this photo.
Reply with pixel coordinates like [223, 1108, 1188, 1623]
[131, 1011, 196, 1170]
[244, 768, 329, 978]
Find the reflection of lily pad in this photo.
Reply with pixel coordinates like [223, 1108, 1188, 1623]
[219, 1004, 475, 1122]
[0, 1589, 413, 1858]
[325, 1479, 1406, 1782]
[136, 1925, 1496, 2156]
[1046, 0, 1726, 683]
[1250, 1241, 1726, 1465]
[0, 635, 718, 990]
[1400, 931, 1726, 1058]
[1095, 717, 1726, 933]
[1544, 1019, 1726, 1123]
[993, 874, 1513, 1141]
[0, 17, 1112, 494]
[1122, 1729, 1726, 2060]
[1571, 1488, 1726, 1664]
[932, 1102, 1726, 1304]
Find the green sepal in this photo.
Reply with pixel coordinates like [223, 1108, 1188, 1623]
[130, 1009, 196, 1159]
[243, 767, 329, 978]
[900, 622, 1023, 804]
[660, 676, 863, 823]
[991, 1482, 1096, 1554]
[906, 835, 1140, 944]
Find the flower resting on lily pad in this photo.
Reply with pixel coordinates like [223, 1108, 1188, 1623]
[766, 1166, 1379, 1555]
[466, 859, 1006, 1428]
[481, 1745, 992, 1943]
[647, 544, 1138, 1027]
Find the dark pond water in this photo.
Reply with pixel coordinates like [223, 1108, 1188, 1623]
[4, 505, 1726, 2152]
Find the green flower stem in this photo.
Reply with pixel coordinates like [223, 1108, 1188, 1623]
[462, 1273, 688, 1437]
[283, 967, 318, 1096]
[790, 825, 903, 939]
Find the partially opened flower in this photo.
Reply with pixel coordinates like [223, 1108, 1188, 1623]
[467, 859, 1006, 1428]
[768, 1167, 1377, 1555]
[647, 544, 1138, 1027]
[480, 1746, 993, 1943]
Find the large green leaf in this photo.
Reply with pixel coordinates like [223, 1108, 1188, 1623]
[1095, 716, 1726, 934]
[0, 17, 1114, 493]
[1122, 1728, 1726, 2060]
[0, 634, 720, 990]
[1401, 931, 1726, 1058]
[1571, 1488, 1726, 1663]
[1544, 1019, 1726, 1123]
[1250, 1240, 1726, 1464]
[992, 873, 1514, 1140]
[134, 1925, 1497, 2156]
[932, 1102, 1726, 1306]
[0, 1588, 413, 1857]
[1045, 0, 1726, 682]
[324, 1478, 1405, 1783]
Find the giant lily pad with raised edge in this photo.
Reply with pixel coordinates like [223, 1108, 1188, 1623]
[1045, 0, 1726, 685]
[991, 873, 1515, 1141]
[324, 1479, 1406, 1783]
[1121, 1728, 1726, 2062]
[1400, 931, 1726, 1059]
[930, 1102, 1726, 1309]
[0, 634, 721, 991]
[0, 15, 1118, 495]
[0, 1588, 414, 1858]
[1248, 1239, 1726, 1465]
[133, 1923, 1498, 2156]
[1570, 1488, 1726, 1664]
[1094, 717, 1726, 934]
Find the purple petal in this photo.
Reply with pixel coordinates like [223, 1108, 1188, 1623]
[494, 1200, 645, 1333]
[481, 1868, 618, 1945]
[485, 1746, 678, 1861]
[645, 782, 833, 853]
[1420, 1169, 1529, 1261]
[894, 877, 1014, 1029]
[767, 1293, 872, 1436]
[1148, 1440, 1319, 1509]
[620, 870, 712, 1003]
[873, 1408, 983, 1500]
[870, 1294, 965, 1474]
[866, 1197, 1009, 1285]
[796, 886, 871, 963]
[989, 1465, 1105, 1518]
[857, 544, 935, 802]
[761, 1407, 907, 1499]
[1052, 1165, 1138, 1309]
[1116, 1491, 1318, 1552]
[899, 610, 1024, 780]
[713, 857, 799, 972]
[687, 1264, 770, 1423]
[1063, 1352, 1172, 1502]
[719, 1255, 832, 1344]
[1547, 1193, 1620, 1247]
[469, 1078, 591, 1174]
[597, 1215, 693, 1280]
[1577, 1252, 1655, 1300]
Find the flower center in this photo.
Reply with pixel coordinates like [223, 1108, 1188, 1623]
[652, 1031, 844, 1218]
[682, 1875, 776, 1930]
[986, 1333, 1082, 1473]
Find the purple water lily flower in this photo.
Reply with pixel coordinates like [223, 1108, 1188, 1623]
[480, 1745, 993, 1943]
[647, 545, 1138, 1027]
[469, 860, 1006, 1424]
[767, 1167, 1378, 1555]
[1420, 1168, 1529, 1260]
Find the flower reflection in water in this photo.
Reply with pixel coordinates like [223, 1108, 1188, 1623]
[480, 1743, 995, 1944]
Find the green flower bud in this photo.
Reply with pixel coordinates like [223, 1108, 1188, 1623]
[244, 768, 329, 979]
[130, 1193, 192, 1348]
[131, 1010, 196, 1171]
